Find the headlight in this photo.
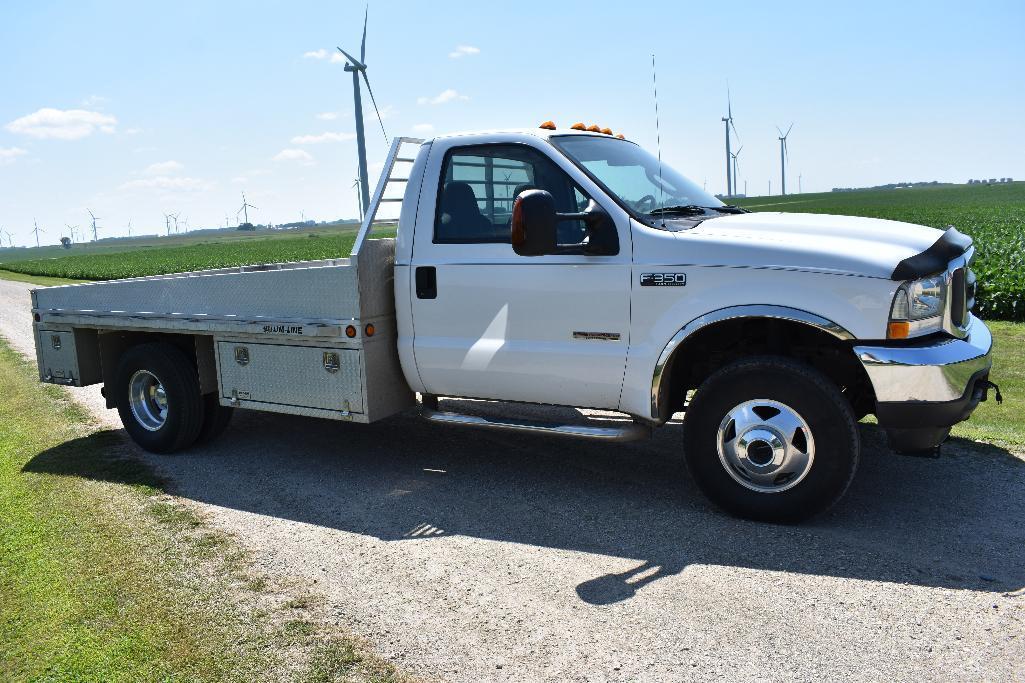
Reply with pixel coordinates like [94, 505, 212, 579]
[888, 274, 946, 339]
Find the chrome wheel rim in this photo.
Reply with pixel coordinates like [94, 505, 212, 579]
[716, 399, 815, 493]
[128, 370, 168, 431]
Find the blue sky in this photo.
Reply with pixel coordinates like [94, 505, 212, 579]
[1, 0, 1023, 245]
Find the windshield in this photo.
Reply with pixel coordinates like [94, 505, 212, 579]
[551, 135, 723, 222]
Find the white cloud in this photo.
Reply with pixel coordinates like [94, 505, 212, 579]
[124, 127, 143, 135]
[330, 52, 346, 63]
[143, 160, 184, 175]
[6, 108, 118, 140]
[119, 176, 212, 192]
[412, 123, 435, 134]
[273, 148, 315, 163]
[417, 89, 469, 105]
[378, 104, 397, 120]
[290, 132, 355, 144]
[316, 111, 339, 120]
[303, 48, 329, 60]
[0, 147, 28, 164]
[449, 45, 480, 59]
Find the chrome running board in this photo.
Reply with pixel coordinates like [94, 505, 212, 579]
[420, 402, 651, 443]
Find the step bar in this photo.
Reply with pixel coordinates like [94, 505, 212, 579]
[420, 397, 651, 443]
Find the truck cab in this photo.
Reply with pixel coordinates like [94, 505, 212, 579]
[32, 125, 995, 522]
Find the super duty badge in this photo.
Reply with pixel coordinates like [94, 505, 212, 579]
[640, 272, 687, 287]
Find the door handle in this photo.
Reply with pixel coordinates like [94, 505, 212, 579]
[415, 266, 437, 299]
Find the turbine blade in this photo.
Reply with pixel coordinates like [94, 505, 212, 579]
[360, 5, 368, 63]
[336, 46, 365, 70]
[361, 71, 388, 141]
[786, 122, 794, 137]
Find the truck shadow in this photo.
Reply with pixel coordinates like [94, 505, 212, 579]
[24, 400, 1025, 604]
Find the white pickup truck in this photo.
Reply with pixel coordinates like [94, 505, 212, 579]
[32, 126, 997, 522]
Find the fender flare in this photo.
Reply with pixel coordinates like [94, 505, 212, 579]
[649, 304, 855, 421]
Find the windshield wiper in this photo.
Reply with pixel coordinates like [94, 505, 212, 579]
[710, 204, 749, 214]
[646, 205, 709, 216]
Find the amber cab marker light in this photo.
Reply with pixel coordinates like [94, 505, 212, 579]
[887, 321, 910, 339]
[345, 325, 357, 338]
[615, 133, 626, 139]
[586, 124, 602, 132]
[600, 127, 613, 135]
[364, 323, 376, 337]
[538, 120, 556, 130]
[570, 122, 586, 130]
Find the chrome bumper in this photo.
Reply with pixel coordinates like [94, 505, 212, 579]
[853, 315, 993, 403]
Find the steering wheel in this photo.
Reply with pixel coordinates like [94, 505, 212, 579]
[634, 194, 658, 213]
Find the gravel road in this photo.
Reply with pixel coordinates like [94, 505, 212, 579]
[3, 277, 1023, 682]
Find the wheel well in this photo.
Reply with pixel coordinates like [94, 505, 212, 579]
[97, 332, 217, 407]
[660, 317, 875, 421]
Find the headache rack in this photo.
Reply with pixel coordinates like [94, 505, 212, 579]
[351, 136, 424, 257]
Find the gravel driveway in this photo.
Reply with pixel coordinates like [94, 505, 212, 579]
[3, 277, 1023, 682]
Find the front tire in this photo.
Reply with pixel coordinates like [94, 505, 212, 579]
[683, 356, 859, 523]
[115, 343, 204, 454]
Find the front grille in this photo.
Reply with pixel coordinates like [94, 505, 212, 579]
[949, 266, 974, 328]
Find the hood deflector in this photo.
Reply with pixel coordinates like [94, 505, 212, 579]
[891, 227, 972, 280]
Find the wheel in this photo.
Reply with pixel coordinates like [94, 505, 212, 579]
[196, 393, 234, 444]
[683, 356, 859, 523]
[115, 343, 205, 454]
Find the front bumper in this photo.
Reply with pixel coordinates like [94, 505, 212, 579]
[853, 316, 993, 451]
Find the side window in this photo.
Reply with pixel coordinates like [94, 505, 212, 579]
[434, 144, 590, 244]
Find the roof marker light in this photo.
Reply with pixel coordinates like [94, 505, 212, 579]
[570, 122, 587, 130]
[615, 133, 626, 139]
[539, 120, 556, 130]
[600, 127, 613, 135]
[586, 124, 602, 133]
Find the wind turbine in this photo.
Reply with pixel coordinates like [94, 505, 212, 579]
[163, 213, 174, 236]
[352, 178, 363, 220]
[66, 224, 79, 243]
[126, 220, 133, 237]
[32, 219, 45, 248]
[777, 123, 794, 196]
[3, 229, 12, 248]
[237, 192, 257, 225]
[798, 173, 803, 194]
[730, 145, 743, 197]
[337, 6, 389, 216]
[87, 209, 102, 241]
[171, 212, 181, 234]
[721, 89, 739, 196]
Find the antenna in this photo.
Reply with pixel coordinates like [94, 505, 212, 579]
[338, 5, 389, 216]
[32, 218, 45, 248]
[237, 192, 258, 225]
[651, 54, 664, 226]
[87, 209, 102, 241]
[777, 123, 794, 196]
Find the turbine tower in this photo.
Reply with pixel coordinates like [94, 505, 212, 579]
[338, 6, 388, 215]
[237, 192, 258, 225]
[777, 123, 794, 196]
[66, 224, 79, 243]
[32, 219, 45, 248]
[87, 209, 101, 241]
[721, 89, 738, 196]
[164, 213, 173, 236]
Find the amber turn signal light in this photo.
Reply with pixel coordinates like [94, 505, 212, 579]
[887, 321, 910, 339]
[364, 323, 375, 337]
[538, 120, 556, 130]
[345, 325, 357, 338]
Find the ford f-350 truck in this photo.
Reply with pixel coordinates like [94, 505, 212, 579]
[32, 125, 997, 522]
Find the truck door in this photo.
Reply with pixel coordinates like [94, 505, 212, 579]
[408, 140, 631, 409]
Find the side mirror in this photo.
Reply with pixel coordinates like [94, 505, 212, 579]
[511, 189, 620, 257]
[511, 190, 558, 256]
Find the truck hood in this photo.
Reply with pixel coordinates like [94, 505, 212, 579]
[676, 212, 945, 279]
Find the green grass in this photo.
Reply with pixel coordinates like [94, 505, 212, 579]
[0, 269, 85, 286]
[0, 339, 404, 682]
[735, 182, 1025, 321]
